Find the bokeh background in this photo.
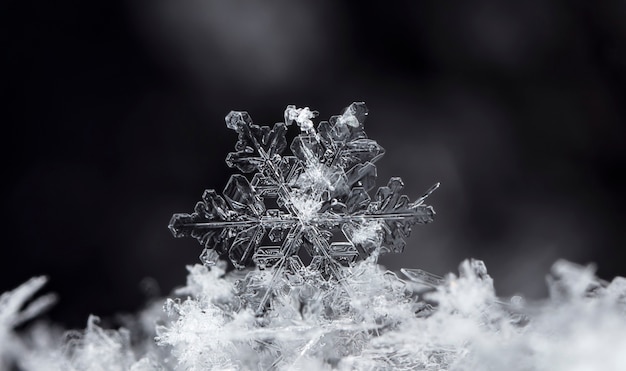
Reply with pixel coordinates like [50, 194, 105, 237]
[3, 0, 625, 328]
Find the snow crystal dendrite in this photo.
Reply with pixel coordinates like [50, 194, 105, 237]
[2, 103, 626, 370]
[169, 102, 439, 313]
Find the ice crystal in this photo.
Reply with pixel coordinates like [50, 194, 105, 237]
[3, 258, 626, 370]
[169, 102, 438, 313]
[0, 277, 56, 370]
[2, 103, 625, 371]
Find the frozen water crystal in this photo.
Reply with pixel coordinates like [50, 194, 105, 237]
[2, 105, 626, 371]
[169, 102, 438, 313]
[0, 277, 56, 370]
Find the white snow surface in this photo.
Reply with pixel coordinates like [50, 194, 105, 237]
[1, 259, 625, 370]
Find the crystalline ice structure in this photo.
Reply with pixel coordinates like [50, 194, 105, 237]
[169, 102, 438, 313]
[0, 277, 56, 370]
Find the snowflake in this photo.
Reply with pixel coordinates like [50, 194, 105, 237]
[169, 102, 438, 313]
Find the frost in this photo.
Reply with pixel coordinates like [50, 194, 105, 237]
[284, 105, 318, 132]
[2, 103, 625, 370]
[143, 259, 626, 370]
[12, 303, 167, 371]
[0, 279, 165, 371]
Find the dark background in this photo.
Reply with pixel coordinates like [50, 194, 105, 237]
[3, 0, 625, 328]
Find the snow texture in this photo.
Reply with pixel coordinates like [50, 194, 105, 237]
[2, 260, 625, 370]
[1, 103, 625, 370]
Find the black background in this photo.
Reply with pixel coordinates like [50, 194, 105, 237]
[3, 0, 625, 328]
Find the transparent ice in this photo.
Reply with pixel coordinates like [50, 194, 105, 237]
[168, 102, 438, 314]
[1, 103, 625, 370]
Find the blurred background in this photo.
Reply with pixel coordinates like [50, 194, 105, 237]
[2, 0, 625, 328]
